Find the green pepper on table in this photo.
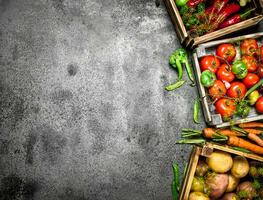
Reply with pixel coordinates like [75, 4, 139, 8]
[167, 48, 195, 88]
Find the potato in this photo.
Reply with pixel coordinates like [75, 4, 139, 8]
[196, 160, 209, 177]
[191, 177, 205, 192]
[237, 181, 257, 200]
[231, 156, 249, 178]
[226, 174, 239, 192]
[205, 173, 228, 199]
[189, 192, 210, 200]
[221, 193, 238, 200]
[206, 151, 233, 173]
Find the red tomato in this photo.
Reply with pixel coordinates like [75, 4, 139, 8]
[242, 55, 258, 73]
[227, 82, 247, 99]
[258, 63, 263, 78]
[240, 38, 259, 57]
[200, 55, 220, 73]
[255, 96, 263, 113]
[216, 43, 236, 62]
[215, 98, 236, 119]
[208, 80, 227, 101]
[216, 64, 235, 83]
[242, 73, 260, 88]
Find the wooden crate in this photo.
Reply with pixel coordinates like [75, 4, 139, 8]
[164, 0, 263, 49]
[193, 32, 263, 128]
[179, 143, 263, 200]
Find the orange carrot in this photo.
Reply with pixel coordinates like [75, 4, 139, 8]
[217, 129, 241, 137]
[203, 128, 216, 138]
[239, 122, 263, 128]
[248, 133, 263, 147]
[243, 128, 263, 135]
[227, 136, 263, 155]
[202, 128, 228, 141]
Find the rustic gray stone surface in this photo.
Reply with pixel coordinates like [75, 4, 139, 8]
[0, 0, 262, 199]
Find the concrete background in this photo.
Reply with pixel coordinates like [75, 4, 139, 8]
[0, 0, 262, 199]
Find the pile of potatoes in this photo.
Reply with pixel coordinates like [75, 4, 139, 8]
[189, 150, 263, 200]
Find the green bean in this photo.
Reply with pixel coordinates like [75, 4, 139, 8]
[193, 99, 200, 124]
[165, 80, 185, 91]
[184, 61, 195, 85]
[171, 180, 178, 200]
[172, 163, 180, 191]
[171, 163, 180, 200]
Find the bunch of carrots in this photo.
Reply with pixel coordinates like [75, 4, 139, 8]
[177, 121, 263, 155]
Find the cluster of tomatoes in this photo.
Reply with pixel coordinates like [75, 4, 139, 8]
[199, 38, 263, 120]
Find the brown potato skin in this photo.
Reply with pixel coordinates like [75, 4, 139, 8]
[231, 156, 249, 178]
[206, 151, 233, 173]
[189, 192, 210, 200]
[221, 193, 238, 200]
[237, 181, 257, 200]
[226, 174, 239, 192]
[206, 173, 229, 199]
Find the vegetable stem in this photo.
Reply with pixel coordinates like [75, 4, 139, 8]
[232, 146, 252, 154]
[244, 79, 263, 98]
[182, 128, 202, 134]
[230, 126, 248, 136]
[176, 139, 206, 144]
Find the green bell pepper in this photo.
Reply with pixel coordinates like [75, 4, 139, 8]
[168, 48, 195, 85]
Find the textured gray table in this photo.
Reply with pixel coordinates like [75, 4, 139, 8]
[0, 0, 262, 199]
